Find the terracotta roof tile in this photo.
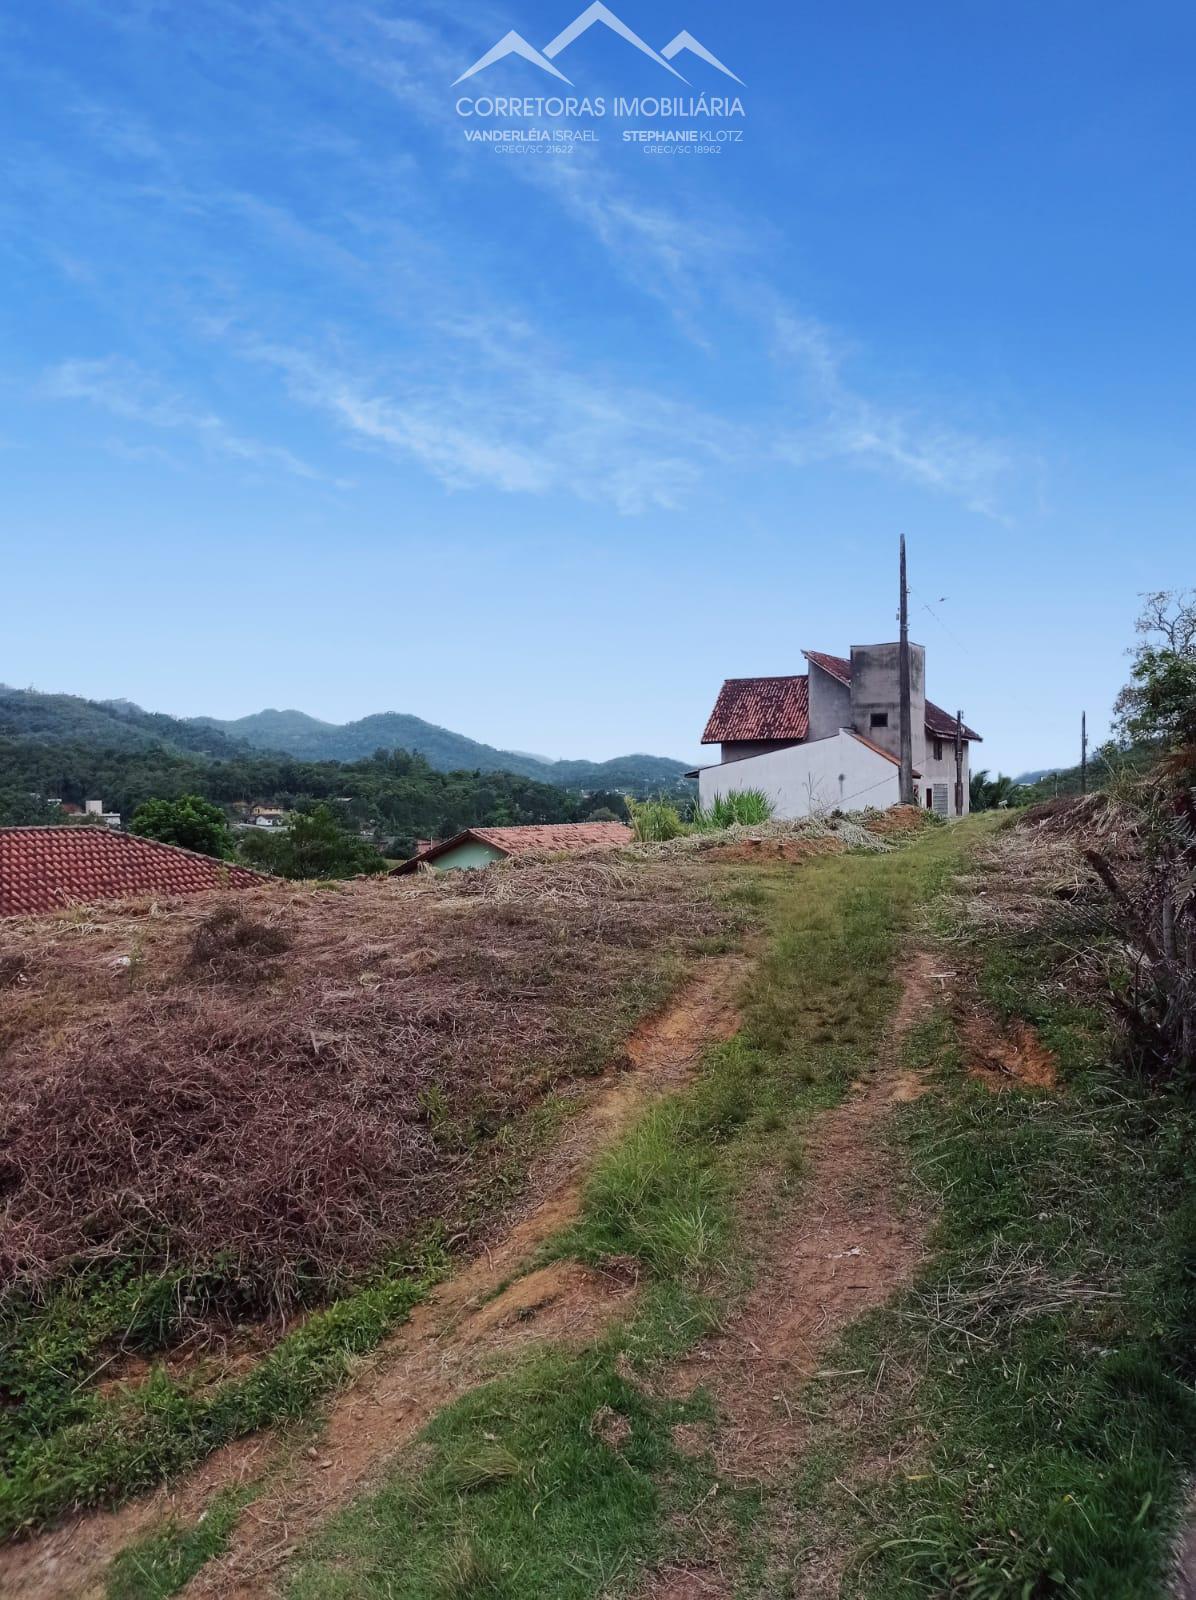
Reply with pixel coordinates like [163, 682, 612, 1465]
[924, 700, 981, 741]
[466, 823, 633, 855]
[394, 821, 633, 873]
[701, 676, 809, 744]
[703, 652, 981, 745]
[803, 650, 853, 686]
[0, 827, 269, 917]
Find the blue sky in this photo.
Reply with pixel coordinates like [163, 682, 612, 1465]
[2, 0, 1193, 774]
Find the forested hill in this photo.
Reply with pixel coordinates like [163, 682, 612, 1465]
[0, 686, 248, 759]
[0, 687, 690, 792]
[192, 708, 690, 789]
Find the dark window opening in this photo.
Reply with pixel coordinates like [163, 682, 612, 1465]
[926, 788, 933, 808]
[933, 738, 943, 761]
[870, 712, 889, 729]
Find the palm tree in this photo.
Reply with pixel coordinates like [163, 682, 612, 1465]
[969, 770, 1024, 811]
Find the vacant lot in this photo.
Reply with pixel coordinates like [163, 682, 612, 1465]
[0, 856, 744, 1535]
[6, 806, 1193, 1600]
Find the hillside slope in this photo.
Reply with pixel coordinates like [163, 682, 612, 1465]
[193, 707, 692, 789]
[0, 686, 247, 759]
[0, 688, 690, 791]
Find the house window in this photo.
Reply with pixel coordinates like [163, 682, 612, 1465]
[933, 738, 943, 761]
[870, 712, 888, 729]
[926, 788, 933, 809]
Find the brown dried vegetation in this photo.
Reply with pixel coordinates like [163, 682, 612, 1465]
[0, 858, 739, 1313]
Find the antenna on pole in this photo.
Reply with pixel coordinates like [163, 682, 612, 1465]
[1081, 710, 1088, 795]
[898, 535, 914, 805]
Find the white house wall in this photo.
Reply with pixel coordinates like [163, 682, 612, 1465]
[698, 731, 901, 820]
[920, 738, 971, 815]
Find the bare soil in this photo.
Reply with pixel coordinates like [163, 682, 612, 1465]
[639, 950, 947, 1600]
[703, 837, 846, 867]
[960, 1007, 1058, 1091]
[1171, 1490, 1196, 1600]
[0, 956, 745, 1600]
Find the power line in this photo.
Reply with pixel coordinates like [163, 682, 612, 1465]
[908, 586, 967, 649]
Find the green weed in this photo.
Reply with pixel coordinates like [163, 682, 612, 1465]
[105, 1485, 253, 1600]
[691, 788, 776, 831]
[0, 1245, 446, 1537]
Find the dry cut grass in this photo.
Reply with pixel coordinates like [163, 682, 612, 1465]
[0, 857, 740, 1314]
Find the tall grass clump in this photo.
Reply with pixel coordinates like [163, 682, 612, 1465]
[691, 788, 775, 832]
[626, 796, 687, 842]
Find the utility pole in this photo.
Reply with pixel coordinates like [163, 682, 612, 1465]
[898, 535, 914, 805]
[1081, 710, 1088, 795]
[954, 709, 964, 817]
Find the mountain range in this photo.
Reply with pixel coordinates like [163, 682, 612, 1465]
[0, 686, 691, 791]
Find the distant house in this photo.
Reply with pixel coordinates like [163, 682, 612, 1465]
[393, 821, 633, 875]
[84, 799, 122, 829]
[696, 644, 981, 819]
[249, 807, 289, 830]
[0, 827, 268, 917]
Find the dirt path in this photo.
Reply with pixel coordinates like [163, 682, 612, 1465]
[644, 950, 947, 1600]
[0, 956, 745, 1600]
[1172, 1497, 1196, 1600]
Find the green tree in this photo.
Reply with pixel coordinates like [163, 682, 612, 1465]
[969, 770, 1024, 812]
[0, 788, 58, 826]
[1114, 590, 1196, 750]
[239, 804, 388, 879]
[129, 794, 233, 858]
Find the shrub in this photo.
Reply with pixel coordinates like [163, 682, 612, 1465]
[691, 788, 776, 832]
[626, 797, 687, 842]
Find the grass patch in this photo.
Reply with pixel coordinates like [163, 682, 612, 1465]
[763, 838, 1196, 1599]
[291, 1345, 713, 1600]
[0, 1244, 446, 1538]
[290, 824, 988, 1598]
[105, 1485, 255, 1600]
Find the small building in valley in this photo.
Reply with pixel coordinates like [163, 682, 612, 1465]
[0, 827, 268, 916]
[249, 807, 289, 830]
[696, 644, 981, 819]
[393, 821, 633, 875]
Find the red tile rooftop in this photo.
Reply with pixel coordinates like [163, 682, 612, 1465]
[394, 821, 634, 874]
[703, 652, 981, 745]
[0, 826, 269, 917]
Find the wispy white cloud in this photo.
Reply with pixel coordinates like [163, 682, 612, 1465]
[245, 335, 734, 512]
[23, 0, 1026, 521]
[42, 356, 326, 482]
[769, 312, 1014, 518]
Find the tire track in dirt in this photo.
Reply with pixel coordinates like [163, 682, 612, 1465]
[0, 956, 746, 1600]
[642, 950, 947, 1600]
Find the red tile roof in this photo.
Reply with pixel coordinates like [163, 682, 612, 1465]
[701, 676, 809, 744]
[468, 823, 632, 854]
[703, 652, 981, 746]
[394, 821, 633, 874]
[924, 701, 981, 741]
[0, 827, 269, 917]
[803, 650, 853, 686]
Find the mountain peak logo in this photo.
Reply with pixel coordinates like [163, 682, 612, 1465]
[453, 4, 743, 87]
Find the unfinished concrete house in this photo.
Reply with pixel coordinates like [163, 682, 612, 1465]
[695, 645, 981, 819]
